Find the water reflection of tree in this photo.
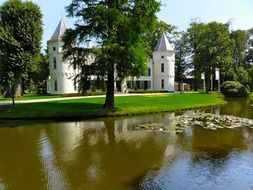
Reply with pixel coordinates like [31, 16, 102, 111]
[42, 118, 170, 190]
[104, 118, 116, 147]
[220, 98, 253, 119]
[0, 126, 47, 189]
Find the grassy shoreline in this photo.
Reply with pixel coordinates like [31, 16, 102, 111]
[0, 93, 226, 120]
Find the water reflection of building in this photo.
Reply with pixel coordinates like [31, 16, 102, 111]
[39, 131, 69, 189]
[39, 116, 172, 189]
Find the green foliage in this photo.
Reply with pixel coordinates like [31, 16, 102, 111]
[28, 54, 49, 94]
[235, 66, 250, 85]
[245, 28, 253, 66]
[248, 66, 253, 90]
[175, 31, 191, 90]
[230, 30, 248, 67]
[0, 0, 43, 99]
[63, 0, 161, 108]
[221, 81, 249, 97]
[187, 21, 234, 92]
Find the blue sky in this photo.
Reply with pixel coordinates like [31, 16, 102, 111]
[1, 0, 253, 50]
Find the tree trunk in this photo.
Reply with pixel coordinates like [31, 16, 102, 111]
[193, 72, 198, 91]
[205, 75, 210, 93]
[178, 81, 181, 91]
[103, 63, 115, 109]
[10, 83, 15, 106]
[15, 75, 22, 98]
[104, 118, 115, 147]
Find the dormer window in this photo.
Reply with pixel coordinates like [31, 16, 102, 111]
[161, 55, 164, 59]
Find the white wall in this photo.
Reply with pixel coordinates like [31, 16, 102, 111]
[47, 41, 175, 94]
[152, 50, 175, 91]
[47, 41, 78, 94]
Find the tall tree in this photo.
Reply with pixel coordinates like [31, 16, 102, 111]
[187, 21, 234, 92]
[63, 0, 160, 109]
[248, 65, 253, 90]
[245, 28, 253, 67]
[175, 31, 191, 91]
[28, 53, 49, 94]
[230, 30, 248, 68]
[0, 0, 43, 104]
[186, 21, 206, 90]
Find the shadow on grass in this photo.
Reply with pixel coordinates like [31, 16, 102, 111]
[0, 100, 121, 120]
[51, 101, 104, 109]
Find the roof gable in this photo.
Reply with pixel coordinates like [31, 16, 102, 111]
[50, 18, 67, 41]
[154, 33, 173, 52]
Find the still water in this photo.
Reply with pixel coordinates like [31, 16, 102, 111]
[0, 98, 252, 190]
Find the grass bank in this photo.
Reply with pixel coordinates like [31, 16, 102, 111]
[0, 93, 226, 120]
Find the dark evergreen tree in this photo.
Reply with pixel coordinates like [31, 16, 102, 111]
[63, 0, 160, 108]
[175, 32, 191, 91]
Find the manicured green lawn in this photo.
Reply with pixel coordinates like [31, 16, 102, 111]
[0, 93, 226, 119]
[0, 94, 62, 101]
[0, 96, 5, 101]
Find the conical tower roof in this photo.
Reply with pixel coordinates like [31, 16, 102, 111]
[50, 17, 67, 41]
[154, 33, 173, 52]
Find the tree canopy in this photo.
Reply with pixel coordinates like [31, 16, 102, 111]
[187, 21, 234, 92]
[63, 0, 161, 108]
[0, 0, 43, 103]
[174, 31, 191, 91]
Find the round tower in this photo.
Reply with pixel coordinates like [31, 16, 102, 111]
[47, 18, 78, 94]
[152, 33, 175, 92]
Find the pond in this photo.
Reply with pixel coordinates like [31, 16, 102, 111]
[0, 98, 252, 190]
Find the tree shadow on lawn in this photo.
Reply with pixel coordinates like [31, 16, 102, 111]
[50, 101, 120, 112]
[0, 100, 121, 121]
[51, 101, 104, 110]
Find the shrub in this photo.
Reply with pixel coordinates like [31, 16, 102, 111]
[221, 81, 249, 97]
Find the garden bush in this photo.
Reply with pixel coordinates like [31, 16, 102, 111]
[221, 81, 249, 97]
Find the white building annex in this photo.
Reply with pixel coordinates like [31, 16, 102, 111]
[47, 18, 175, 94]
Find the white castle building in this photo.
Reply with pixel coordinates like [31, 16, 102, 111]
[47, 18, 175, 94]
